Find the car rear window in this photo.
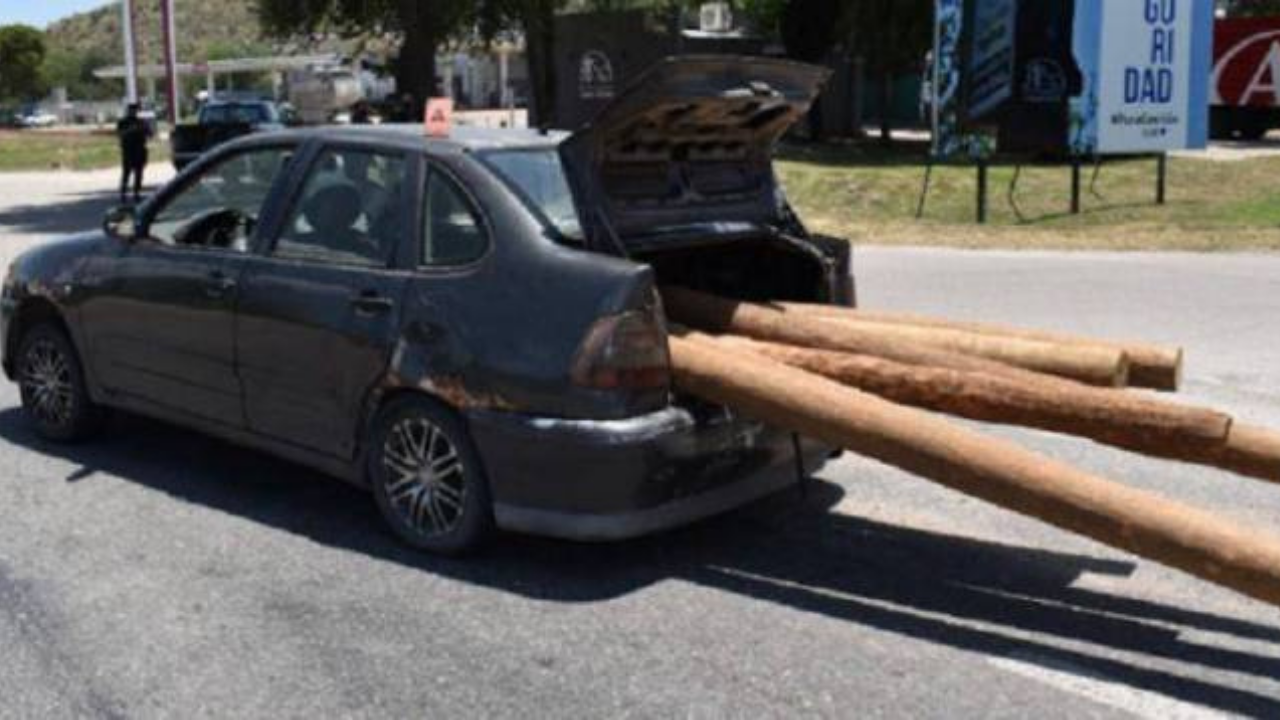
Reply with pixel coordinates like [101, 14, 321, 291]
[202, 104, 274, 125]
[480, 149, 583, 242]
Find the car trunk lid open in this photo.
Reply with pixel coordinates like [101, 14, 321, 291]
[559, 56, 831, 254]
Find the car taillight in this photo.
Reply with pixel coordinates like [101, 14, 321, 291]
[571, 309, 671, 391]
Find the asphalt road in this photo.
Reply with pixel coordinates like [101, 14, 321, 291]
[2, 170, 1279, 719]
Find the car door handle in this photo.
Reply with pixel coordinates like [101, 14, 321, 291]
[205, 271, 238, 298]
[350, 291, 395, 314]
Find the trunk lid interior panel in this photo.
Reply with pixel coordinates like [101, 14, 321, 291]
[560, 56, 831, 250]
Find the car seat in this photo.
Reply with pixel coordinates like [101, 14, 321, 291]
[299, 182, 372, 259]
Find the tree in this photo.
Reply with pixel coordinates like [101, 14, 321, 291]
[473, 0, 564, 126]
[0, 24, 48, 102]
[841, 0, 933, 143]
[39, 47, 119, 101]
[1220, 0, 1280, 15]
[257, 0, 475, 105]
[780, 0, 932, 143]
[738, 0, 789, 36]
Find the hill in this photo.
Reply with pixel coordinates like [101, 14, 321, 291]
[46, 0, 271, 67]
[44, 0, 383, 70]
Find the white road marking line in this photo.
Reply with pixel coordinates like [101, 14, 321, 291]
[988, 655, 1232, 720]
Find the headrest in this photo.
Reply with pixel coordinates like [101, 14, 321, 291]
[302, 182, 362, 232]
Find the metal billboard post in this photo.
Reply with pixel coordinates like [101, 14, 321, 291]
[1156, 153, 1168, 206]
[976, 160, 989, 224]
[120, 0, 139, 104]
[1071, 159, 1082, 214]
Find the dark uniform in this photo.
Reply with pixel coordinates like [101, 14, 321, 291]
[117, 109, 152, 204]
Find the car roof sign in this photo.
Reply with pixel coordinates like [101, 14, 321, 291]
[425, 97, 454, 138]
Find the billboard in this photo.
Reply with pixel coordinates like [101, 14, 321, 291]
[1212, 17, 1280, 108]
[967, 0, 1018, 120]
[933, 0, 1213, 157]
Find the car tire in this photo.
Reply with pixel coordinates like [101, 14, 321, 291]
[15, 323, 104, 443]
[368, 396, 494, 555]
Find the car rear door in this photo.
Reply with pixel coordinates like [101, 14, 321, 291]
[78, 144, 297, 427]
[234, 144, 417, 458]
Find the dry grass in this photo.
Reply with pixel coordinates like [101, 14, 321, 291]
[777, 141, 1280, 251]
[0, 130, 169, 172]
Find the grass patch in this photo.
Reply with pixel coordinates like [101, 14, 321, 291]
[777, 141, 1280, 250]
[0, 130, 169, 172]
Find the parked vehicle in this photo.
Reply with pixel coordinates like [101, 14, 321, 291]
[1213, 16, 1280, 140]
[16, 110, 58, 128]
[288, 63, 396, 125]
[2, 57, 851, 554]
[170, 99, 287, 170]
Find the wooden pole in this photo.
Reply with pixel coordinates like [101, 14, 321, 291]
[664, 287, 1130, 388]
[705, 334, 1280, 483]
[669, 334, 1280, 609]
[778, 302, 1182, 392]
[706, 334, 1228, 448]
[808, 315, 1127, 387]
[1120, 422, 1280, 485]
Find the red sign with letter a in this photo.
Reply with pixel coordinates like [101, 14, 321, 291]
[424, 98, 454, 138]
[1215, 17, 1280, 107]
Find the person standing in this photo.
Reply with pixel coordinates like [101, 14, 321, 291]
[350, 100, 373, 125]
[116, 103, 153, 205]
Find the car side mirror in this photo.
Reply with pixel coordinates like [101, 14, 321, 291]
[103, 205, 139, 242]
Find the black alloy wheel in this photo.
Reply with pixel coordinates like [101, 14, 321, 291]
[16, 324, 104, 442]
[369, 396, 494, 555]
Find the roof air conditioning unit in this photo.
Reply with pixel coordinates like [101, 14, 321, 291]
[700, 2, 734, 34]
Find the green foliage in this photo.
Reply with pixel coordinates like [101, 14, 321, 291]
[39, 47, 121, 101]
[257, 0, 478, 99]
[737, 0, 788, 34]
[780, 0, 846, 61]
[1220, 0, 1280, 16]
[0, 24, 48, 102]
[779, 0, 930, 71]
[840, 0, 933, 76]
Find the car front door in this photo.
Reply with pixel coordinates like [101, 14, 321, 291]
[79, 144, 297, 427]
[235, 145, 416, 458]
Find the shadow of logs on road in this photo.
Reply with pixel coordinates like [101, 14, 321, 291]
[1, 406, 1278, 716]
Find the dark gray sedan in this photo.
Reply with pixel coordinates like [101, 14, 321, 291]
[1, 57, 852, 553]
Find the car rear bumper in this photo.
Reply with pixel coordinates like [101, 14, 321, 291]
[467, 406, 832, 541]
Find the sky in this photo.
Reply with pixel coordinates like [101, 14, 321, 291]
[1, 0, 112, 29]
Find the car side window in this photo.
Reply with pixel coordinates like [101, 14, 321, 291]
[149, 147, 294, 251]
[274, 148, 408, 268]
[422, 170, 487, 267]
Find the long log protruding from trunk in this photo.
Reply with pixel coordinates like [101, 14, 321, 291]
[705, 332, 1231, 449]
[669, 334, 1280, 609]
[703, 334, 1280, 483]
[779, 302, 1181, 392]
[663, 287, 1130, 388]
[1116, 423, 1280, 484]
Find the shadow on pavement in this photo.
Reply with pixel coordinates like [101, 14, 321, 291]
[1, 406, 1277, 715]
[0, 185, 159, 237]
